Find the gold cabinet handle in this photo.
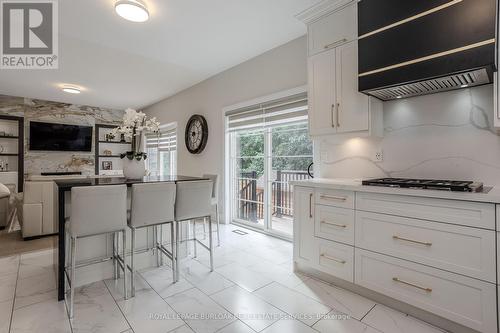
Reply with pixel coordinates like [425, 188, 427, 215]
[324, 38, 347, 50]
[309, 193, 313, 218]
[393, 277, 432, 293]
[320, 194, 347, 201]
[331, 104, 335, 128]
[336, 102, 340, 127]
[321, 220, 347, 228]
[320, 253, 346, 264]
[393, 235, 432, 247]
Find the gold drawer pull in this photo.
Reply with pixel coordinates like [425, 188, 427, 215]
[320, 253, 346, 264]
[320, 195, 347, 202]
[324, 38, 348, 49]
[393, 235, 432, 247]
[321, 220, 347, 228]
[393, 277, 432, 293]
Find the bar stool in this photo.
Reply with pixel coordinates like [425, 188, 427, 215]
[128, 182, 176, 297]
[202, 174, 220, 246]
[66, 185, 128, 319]
[175, 180, 214, 281]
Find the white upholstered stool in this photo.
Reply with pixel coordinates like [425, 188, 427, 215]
[202, 174, 220, 246]
[128, 182, 176, 297]
[65, 185, 128, 319]
[175, 180, 214, 281]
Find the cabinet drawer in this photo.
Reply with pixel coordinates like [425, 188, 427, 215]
[355, 249, 497, 333]
[355, 211, 496, 282]
[308, 2, 357, 56]
[315, 189, 354, 209]
[356, 192, 495, 230]
[316, 239, 354, 282]
[315, 205, 354, 245]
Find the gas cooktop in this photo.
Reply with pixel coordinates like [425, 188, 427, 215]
[362, 178, 484, 192]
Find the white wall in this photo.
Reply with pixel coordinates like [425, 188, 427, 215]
[144, 36, 309, 220]
[316, 84, 500, 185]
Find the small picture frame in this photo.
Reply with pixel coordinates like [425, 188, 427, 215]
[102, 161, 113, 170]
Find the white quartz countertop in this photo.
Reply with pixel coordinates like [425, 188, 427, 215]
[290, 178, 500, 204]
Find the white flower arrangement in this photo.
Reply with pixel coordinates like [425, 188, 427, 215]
[112, 108, 160, 161]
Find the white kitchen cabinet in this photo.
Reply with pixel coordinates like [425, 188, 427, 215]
[336, 42, 370, 133]
[293, 186, 315, 264]
[292, 181, 499, 332]
[300, 0, 382, 138]
[307, 41, 380, 137]
[355, 249, 497, 333]
[306, 1, 357, 56]
[308, 49, 336, 136]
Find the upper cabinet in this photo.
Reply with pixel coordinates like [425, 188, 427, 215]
[298, 0, 383, 138]
[308, 2, 357, 56]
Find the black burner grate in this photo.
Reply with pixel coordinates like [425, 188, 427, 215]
[362, 178, 483, 192]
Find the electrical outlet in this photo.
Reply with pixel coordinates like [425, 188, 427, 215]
[374, 150, 383, 162]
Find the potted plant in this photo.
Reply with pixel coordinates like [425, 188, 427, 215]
[112, 108, 160, 179]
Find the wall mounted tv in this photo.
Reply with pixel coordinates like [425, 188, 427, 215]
[29, 121, 93, 152]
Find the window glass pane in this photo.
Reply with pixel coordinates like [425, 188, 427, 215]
[159, 151, 171, 176]
[271, 123, 312, 157]
[234, 130, 264, 157]
[146, 147, 158, 175]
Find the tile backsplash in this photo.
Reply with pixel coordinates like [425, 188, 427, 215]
[316, 84, 500, 185]
[0, 95, 124, 176]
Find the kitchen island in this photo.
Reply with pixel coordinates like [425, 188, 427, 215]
[55, 175, 207, 301]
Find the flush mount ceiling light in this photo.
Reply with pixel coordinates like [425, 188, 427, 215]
[62, 86, 81, 94]
[115, 0, 149, 22]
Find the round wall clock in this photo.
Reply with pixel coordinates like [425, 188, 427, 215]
[185, 114, 208, 154]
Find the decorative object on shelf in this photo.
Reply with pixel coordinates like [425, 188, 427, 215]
[0, 145, 4, 153]
[105, 133, 115, 141]
[111, 108, 160, 179]
[103, 149, 112, 156]
[102, 161, 112, 170]
[185, 114, 208, 154]
[120, 134, 126, 142]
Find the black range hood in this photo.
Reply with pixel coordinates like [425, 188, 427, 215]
[358, 0, 497, 101]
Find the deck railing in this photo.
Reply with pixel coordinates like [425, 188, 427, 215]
[238, 170, 311, 222]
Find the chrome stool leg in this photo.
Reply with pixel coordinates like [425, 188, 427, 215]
[131, 227, 136, 297]
[159, 225, 164, 266]
[122, 229, 128, 300]
[112, 233, 117, 279]
[192, 220, 197, 258]
[170, 222, 176, 282]
[70, 236, 76, 319]
[175, 221, 180, 282]
[215, 204, 220, 247]
[116, 232, 121, 279]
[208, 216, 214, 272]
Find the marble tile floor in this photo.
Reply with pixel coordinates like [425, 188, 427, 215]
[0, 224, 448, 333]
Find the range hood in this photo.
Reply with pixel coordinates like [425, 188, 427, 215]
[358, 0, 497, 101]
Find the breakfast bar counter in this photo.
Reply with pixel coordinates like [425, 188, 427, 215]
[55, 175, 207, 301]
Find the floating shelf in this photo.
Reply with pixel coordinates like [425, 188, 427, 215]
[98, 155, 122, 158]
[98, 141, 131, 145]
[0, 153, 18, 156]
[0, 136, 19, 139]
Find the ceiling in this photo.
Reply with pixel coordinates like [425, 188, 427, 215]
[0, 0, 320, 110]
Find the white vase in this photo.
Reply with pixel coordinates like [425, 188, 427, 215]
[122, 158, 146, 179]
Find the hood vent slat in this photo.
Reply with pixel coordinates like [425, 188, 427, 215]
[367, 69, 490, 101]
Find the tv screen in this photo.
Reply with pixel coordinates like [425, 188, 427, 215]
[29, 122, 93, 152]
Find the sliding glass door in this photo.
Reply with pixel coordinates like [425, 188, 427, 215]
[227, 93, 312, 238]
